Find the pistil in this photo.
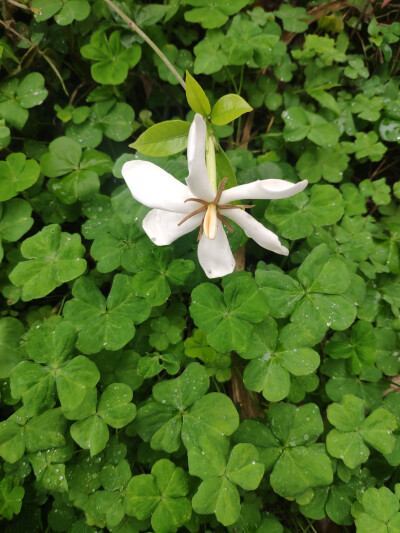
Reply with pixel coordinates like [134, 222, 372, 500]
[177, 177, 254, 241]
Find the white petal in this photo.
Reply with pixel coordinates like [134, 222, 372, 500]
[198, 220, 236, 278]
[122, 160, 193, 213]
[143, 209, 203, 246]
[224, 209, 289, 256]
[220, 179, 308, 203]
[186, 113, 215, 201]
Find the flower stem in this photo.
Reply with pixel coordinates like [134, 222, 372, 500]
[205, 132, 217, 193]
[103, 0, 186, 91]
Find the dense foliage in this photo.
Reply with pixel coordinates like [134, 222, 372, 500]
[0, 0, 400, 531]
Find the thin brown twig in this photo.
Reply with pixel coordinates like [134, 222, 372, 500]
[6, 0, 40, 13]
[68, 82, 86, 106]
[266, 115, 275, 135]
[368, 158, 387, 181]
[349, 0, 373, 40]
[356, 30, 367, 56]
[238, 110, 254, 149]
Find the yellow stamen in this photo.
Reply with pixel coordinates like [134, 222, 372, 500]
[177, 175, 255, 240]
[203, 204, 218, 239]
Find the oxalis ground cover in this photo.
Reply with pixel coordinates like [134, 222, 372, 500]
[0, 0, 399, 531]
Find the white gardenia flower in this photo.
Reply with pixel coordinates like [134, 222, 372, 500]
[122, 113, 308, 278]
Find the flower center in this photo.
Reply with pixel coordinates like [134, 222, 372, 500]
[177, 177, 254, 241]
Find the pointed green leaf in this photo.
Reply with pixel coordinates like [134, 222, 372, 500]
[131, 120, 191, 156]
[211, 94, 252, 125]
[186, 71, 211, 116]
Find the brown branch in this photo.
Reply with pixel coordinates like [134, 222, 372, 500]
[230, 360, 264, 419]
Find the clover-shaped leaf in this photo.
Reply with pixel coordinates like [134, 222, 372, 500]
[184, 0, 250, 29]
[243, 319, 320, 402]
[221, 16, 283, 69]
[28, 444, 72, 492]
[192, 443, 264, 526]
[0, 73, 48, 129]
[0, 478, 24, 520]
[9, 224, 87, 301]
[299, 473, 375, 527]
[152, 362, 209, 411]
[234, 403, 332, 500]
[184, 329, 217, 363]
[344, 131, 387, 162]
[356, 487, 400, 533]
[0, 408, 66, 464]
[94, 349, 143, 392]
[0, 153, 40, 202]
[334, 215, 374, 261]
[360, 178, 391, 206]
[79, 459, 131, 528]
[323, 359, 384, 410]
[137, 353, 181, 378]
[326, 394, 397, 468]
[90, 214, 150, 274]
[275, 4, 311, 32]
[193, 29, 228, 75]
[63, 274, 151, 354]
[66, 100, 135, 149]
[149, 317, 182, 352]
[325, 321, 376, 374]
[282, 107, 340, 147]
[40, 136, 112, 204]
[132, 247, 194, 306]
[70, 383, 136, 456]
[80, 489, 125, 529]
[264, 184, 344, 240]
[135, 363, 239, 472]
[154, 44, 193, 86]
[351, 94, 384, 122]
[268, 404, 332, 500]
[10, 319, 100, 415]
[340, 183, 367, 216]
[256, 244, 356, 339]
[233, 420, 283, 472]
[32, 0, 90, 25]
[344, 57, 369, 79]
[126, 459, 191, 533]
[81, 31, 141, 85]
[190, 276, 269, 353]
[296, 145, 349, 184]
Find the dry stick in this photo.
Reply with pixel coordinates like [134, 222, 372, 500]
[350, 0, 373, 40]
[231, 109, 264, 420]
[103, 0, 186, 90]
[6, 0, 40, 13]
